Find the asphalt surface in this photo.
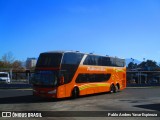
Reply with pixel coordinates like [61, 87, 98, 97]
[0, 87, 160, 120]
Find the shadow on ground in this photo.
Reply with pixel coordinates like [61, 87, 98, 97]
[0, 95, 68, 104]
[0, 92, 113, 104]
[134, 103, 160, 111]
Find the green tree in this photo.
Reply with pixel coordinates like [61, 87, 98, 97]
[138, 60, 159, 71]
[128, 62, 138, 70]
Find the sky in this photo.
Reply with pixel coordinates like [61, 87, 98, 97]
[0, 0, 160, 62]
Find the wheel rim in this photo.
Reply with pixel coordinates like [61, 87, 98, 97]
[110, 85, 114, 93]
[72, 87, 79, 98]
[74, 89, 78, 97]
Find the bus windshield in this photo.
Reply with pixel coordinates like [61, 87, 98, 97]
[32, 70, 58, 86]
[36, 53, 62, 68]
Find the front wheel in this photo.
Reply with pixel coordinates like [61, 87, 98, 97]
[71, 87, 79, 99]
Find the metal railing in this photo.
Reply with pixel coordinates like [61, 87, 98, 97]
[127, 71, 160, 84]
[1, 69, 160, 85]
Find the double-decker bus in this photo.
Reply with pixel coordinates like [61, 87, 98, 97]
[32, 51, 126, 98]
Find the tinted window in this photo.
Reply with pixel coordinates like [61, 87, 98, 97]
[110, 58, 125, 67]
[36, 53, 62, 67]
[33, 70, 58, 87]
[83, 55, 125, 67]
[62, 53, 83, 65]
[61, 52, 84, 84]
[76, 73, 111, 83]
[83, 55, 99, 65]
[75, 74, 88, 83]
[116, 59, 125, 67]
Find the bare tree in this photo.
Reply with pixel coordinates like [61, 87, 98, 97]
[2, 52, 14, 63]
[1, 52, 15, 68]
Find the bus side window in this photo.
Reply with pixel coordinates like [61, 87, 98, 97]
[76, 74, 88, 83]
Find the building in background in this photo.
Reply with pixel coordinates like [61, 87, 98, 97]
[26, 58, 37, 69]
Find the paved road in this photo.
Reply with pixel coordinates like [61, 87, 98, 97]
[0, 88, 160, 120]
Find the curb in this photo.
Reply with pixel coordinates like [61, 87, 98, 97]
[0, 84, 32, 89]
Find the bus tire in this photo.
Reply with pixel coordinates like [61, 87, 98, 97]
[71, 87, 79, 99]
[116, 84, 120, 92]
[110, 84, 115, 93]
[114, 85, 118, 93]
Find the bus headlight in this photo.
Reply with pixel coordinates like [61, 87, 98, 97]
[48, 89, 57, 94]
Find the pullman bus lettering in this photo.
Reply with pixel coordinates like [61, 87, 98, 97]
[32, 51, 126, 98]
[87, 66, 106, 72]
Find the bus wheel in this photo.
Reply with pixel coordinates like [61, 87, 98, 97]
[71, 87, 79, 99]
[116, 84, 120, 92]
[110, 84, 118, 93]
[110, 84, 115, 93]
[114, 85, 118, 93]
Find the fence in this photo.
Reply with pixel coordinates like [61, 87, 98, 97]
[1, 69, 160, 85]
[9, 71, 160, 85]
[0, 68, 33, 84]
[10, 72, 34, 84]
[127, 71, 160, 84]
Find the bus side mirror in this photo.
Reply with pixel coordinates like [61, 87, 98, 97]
[60, 76, 64, 85]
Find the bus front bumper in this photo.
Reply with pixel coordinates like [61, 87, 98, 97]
[33, 88, 57, 98]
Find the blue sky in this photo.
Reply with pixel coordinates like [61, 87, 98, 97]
[0, 0, 160, 62]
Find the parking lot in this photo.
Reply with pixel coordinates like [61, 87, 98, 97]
[0, 87, 160, 120]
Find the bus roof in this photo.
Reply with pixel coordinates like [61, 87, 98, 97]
[42, 51, 125, 60]
[43, 50, 80, 54]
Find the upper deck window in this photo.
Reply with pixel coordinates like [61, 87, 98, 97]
[83, 55, 125, 67]
[36, 53, 62, 68]
[62, 53, 84, 65]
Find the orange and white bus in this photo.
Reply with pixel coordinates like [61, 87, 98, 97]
[32, 51, 126, 98]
